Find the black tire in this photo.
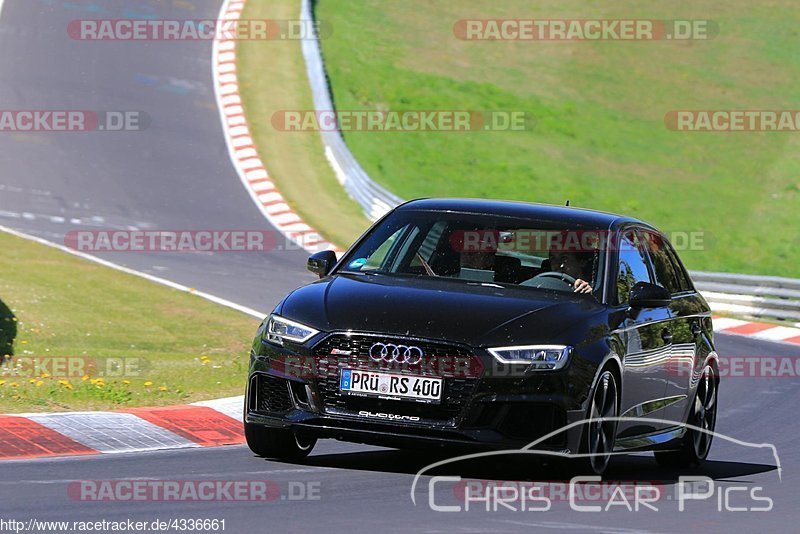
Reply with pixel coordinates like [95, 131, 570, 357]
[244, 422, 316, 461]
[578, 368, 619, 475]
[654, 364, 717, 468]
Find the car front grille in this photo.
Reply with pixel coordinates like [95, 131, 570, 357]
[312, 334, 483, 425]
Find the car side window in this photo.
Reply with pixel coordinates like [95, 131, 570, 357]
[409, 221, 447, 269]
[361, 226, 406, 270]
[639, 230, 682, 295]
[664, 243, 693, 292]
[616, 230, 651, 305]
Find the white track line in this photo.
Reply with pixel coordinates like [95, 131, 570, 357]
[0, 225, 266, 319]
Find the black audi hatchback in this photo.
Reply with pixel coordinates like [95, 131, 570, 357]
[245, 199, 719, 474]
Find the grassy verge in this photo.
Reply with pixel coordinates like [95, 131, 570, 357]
[0, 231, 260, 413]
[311, 0, 800, 276]
[236, 0, 371, 249]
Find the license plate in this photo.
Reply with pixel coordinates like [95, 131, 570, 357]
[339, 369, 443, 403]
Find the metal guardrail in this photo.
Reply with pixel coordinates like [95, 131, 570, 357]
[299, 2, 800, 324]
[300, 0, 403, 221]
[690, 271, 800, 323]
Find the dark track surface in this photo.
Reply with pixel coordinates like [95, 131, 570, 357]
[1, 1, 798, 531]
[0, 0, 312, 309]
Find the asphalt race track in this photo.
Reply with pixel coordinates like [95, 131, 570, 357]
[1, 1, 799, 531]
[0, 0, 312, 308]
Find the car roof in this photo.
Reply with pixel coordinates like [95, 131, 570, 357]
[396, 198, 650, 230]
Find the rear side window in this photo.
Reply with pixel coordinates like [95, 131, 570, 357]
[664, 243, 693, 292]
[616, 230, 651, 305]
[639, 230, 683, 294]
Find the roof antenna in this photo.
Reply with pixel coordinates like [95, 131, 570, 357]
[565, 199, 570, 206]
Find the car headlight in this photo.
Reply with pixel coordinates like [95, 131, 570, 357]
[265, 315, 319, 345]
[487, 345, 571, 371]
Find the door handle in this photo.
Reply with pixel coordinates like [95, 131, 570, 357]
[661, 329, 673, 343]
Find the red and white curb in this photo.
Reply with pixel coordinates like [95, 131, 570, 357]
[213, 0, 343, 255]
[0, 397, 244, 460]
[713, 317, 800, 345]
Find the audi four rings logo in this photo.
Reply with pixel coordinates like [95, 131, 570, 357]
[369, 343, 424, 364]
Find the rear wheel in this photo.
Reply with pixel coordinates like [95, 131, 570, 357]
[244, 422, 316, 461]
[579, 369, 619, 475]
[655, 364, 717, 468]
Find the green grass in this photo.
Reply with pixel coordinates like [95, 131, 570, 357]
[0, 231, 259, 413]
[311, 0, 800, 276]
[237, 0, 372, 248]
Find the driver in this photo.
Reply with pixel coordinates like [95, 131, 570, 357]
[548, 249, 593, 294]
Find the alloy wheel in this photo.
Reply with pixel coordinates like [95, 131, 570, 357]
[587, 370, 618, 474]
[692, 365, 717, 460]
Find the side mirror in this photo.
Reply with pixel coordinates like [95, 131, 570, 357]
[307, 250, 337, 278]
[629, 281, 671, 309]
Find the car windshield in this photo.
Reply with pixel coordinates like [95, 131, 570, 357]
[338, 210, 606, 295]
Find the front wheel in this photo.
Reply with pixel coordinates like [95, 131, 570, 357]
[244, 422, 316, 461]
[578, 369, 619, 475]
[655, 364, 717, 468]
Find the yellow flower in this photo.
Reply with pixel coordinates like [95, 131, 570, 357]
[81, 375, 89, 381]
[64, 384, 74, 390]
[158, 386, 167, 392]
[0, 380, 5, 386]
[40, 372, 50, 378]
[35, 381, 44, 387]
[10, 383, 18, 388]
[122, 380, 131, 385]
[144, 381, 153, 387]
[29, 378, 37, 384]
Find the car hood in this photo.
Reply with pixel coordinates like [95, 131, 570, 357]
[278, 273, 605, 347]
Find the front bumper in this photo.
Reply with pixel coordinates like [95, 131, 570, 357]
[245, 332, 594, 453]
